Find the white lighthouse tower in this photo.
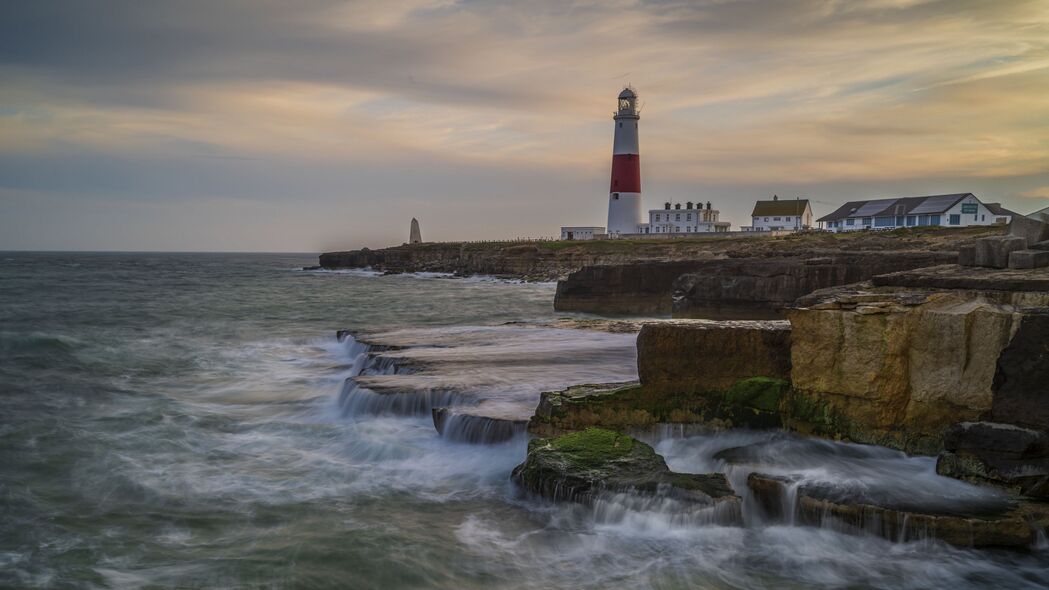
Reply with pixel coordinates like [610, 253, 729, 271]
[607, 87, 643, 235]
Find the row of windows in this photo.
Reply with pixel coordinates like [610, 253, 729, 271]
[648, 225, 711, 233]
[654, 213, 713, 222]
[829, 214, 942, 228]
[758, 216, 796, 222]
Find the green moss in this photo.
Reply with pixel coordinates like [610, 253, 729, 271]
[724, 377, 790, 412]
[544, 427, 645, 468]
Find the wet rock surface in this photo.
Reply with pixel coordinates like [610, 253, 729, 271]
[747, 472, 1048, 549]
[512, 428, 741, 518]
[937, 422, 1049, 499]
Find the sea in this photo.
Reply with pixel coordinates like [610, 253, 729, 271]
[1, 252, 1047, 589]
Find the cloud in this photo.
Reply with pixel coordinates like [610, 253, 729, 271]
[1019, 186, 1049, 200]
[2, 0, 1049, 249]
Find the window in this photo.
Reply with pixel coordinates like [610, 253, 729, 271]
[785, 217, 791, 221]
[906, 216, 916, 226]
[949, 214, 961, 225]
[896, 216, 905, 226]
[918, 215, 929, 225]
[764, 217, 769, 222]
[981, 215, 985, 221]
[861, 217, 872, 226]
[675, 214, 681, 221]
[687, 214, 692, 221]
[846, 219, 855, 226]
[930, 215, 941, 225]
[875, 216, 894, 227]
[773, 217, 781, 221]
[612, 193, 619, 200]
[618, 122, 622, 128]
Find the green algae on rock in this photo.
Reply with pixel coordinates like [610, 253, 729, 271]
[511, 428, 741, 521]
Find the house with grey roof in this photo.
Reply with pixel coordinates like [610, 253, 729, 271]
[745, 196, 813, 231]
[816, 193, 1014, 232]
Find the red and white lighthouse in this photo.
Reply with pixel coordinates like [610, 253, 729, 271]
[607, 87, 643, 235]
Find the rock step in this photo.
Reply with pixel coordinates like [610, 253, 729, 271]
[432, 407, 529, 444]
[747, 472, 1048, 549]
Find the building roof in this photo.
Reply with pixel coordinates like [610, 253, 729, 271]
[984, 203, 1018, 217]
[816, 193, 974, 223]
[1026, 205, 1049, 218]
[751, 199, 811, 217]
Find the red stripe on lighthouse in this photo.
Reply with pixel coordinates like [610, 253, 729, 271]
[610, 153, 640, 193]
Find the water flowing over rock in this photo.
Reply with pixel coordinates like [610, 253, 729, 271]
[512, 428, 742, 525]
[747, 472, 1048, 549]
[432, 407, 528, 444]
[337, 326, 638, 437]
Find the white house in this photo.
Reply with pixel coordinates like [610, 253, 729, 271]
[560, 226, 605, 240]
[745, 196, 813, 231]
[634, 201, 731, 235]
[1028, 205, 1049, 222]
[817, 193, 1014, 232]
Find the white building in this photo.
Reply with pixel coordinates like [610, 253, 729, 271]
[744, 196, 813, 231]
[817, 193, 1014, 232]
[559, 226, 605, 241]
[634, 201, 730, 234]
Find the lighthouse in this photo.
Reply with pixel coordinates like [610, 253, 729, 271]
[607, 87, 643, 235]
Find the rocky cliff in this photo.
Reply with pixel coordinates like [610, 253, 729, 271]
[554, 251, 956, 316]
[321, 226, 1002, 283]
[787, 267, 1049, 454]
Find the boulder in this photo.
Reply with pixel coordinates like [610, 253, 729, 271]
[973, 236, 1027, 268]
[1030, 240, 1049, 252]
[1007, 214, 1049, 245]
[1008, 249, 1049, 269]
[957, 245, 976, 266]
[637, 320, 791, 393]
[511, 428, 742, 522]
[936, 421, 1049, 498]
[747, 472, 1046, 548]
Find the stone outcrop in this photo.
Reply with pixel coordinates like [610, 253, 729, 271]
[992, 307, 1049, 430]
[554, 260, 717, 314]
[554, 251, 957, 316]
[511, 428, 741, 522]
[529, 321, 793, 436]
[936, 422, 1049, 499]
[788, 278, 1049, 454]
[670, 252, 956, 319]
[960, 216, 1049, 270]
[747, 472, 1047, 549]
[637, 320, 791, 393]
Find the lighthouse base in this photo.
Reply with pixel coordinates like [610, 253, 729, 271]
[607, 192, 643, 236]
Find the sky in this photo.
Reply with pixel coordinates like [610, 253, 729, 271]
[2, 0, 1049, 252]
